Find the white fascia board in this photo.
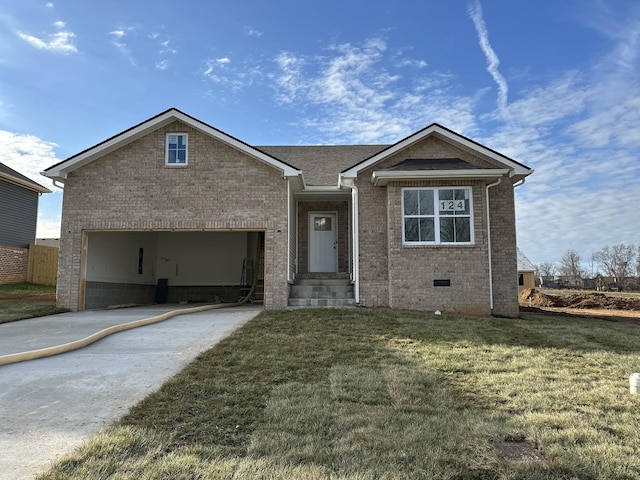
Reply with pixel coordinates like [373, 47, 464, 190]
[296, 185, 344, 196]
[342, 125, 440, 178]
[178, 111, 301, 177]
[0, 172, 51, 193]
[371, 168, 510, 186]
[43, 110, 180, 181]
[342, 124, 532, 179]
[430, 129, 531, 177]
[43, 109, 302, 181]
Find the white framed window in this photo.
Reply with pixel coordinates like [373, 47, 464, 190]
[402, 187, 473, 245]
[166, 133, 188, 165]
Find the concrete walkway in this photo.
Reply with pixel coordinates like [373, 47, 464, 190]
[0, 305, 262, 480]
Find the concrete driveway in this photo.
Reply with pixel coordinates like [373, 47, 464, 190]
[0, 304, 262, 480]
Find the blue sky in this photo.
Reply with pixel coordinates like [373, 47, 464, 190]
[1, 0, 639, 268]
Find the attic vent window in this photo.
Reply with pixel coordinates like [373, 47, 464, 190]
[166, 133, 188, 165]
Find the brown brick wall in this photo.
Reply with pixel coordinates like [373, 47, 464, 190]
[356, 135, 518, 315]
[0, 245, 29, 284]
[488, 180, 519, 317]
[297, 201, 349, 274]
[386, 180, 491, 315]
[58, 120, 290, 310]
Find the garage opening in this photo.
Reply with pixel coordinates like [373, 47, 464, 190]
[82, 231, 264, 309]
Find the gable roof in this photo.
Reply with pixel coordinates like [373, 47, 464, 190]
[340, 123, 533, 182]
[0, 162, 51, 194]
[42, 108, 302, 182]
[517, 248, 536, 272]
[259, 145, 387, 186]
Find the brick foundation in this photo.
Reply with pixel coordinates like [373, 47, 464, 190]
[0, 245, 29, 284]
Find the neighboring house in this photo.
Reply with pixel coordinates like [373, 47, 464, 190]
[43, 108, 533, 316]
[36, 238, 61, 248]
[0, 162, 51, 284]
[517, 248, 536, 292]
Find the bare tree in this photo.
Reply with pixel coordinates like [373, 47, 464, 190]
[593, 244, 637, 290]
[536, 262, 557, 277]
[559, 249, 583, 287]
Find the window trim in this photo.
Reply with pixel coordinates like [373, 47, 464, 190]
[401, 186, 474, 245]
[165, 133, 188, 166]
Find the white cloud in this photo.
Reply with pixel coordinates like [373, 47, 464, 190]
[487, 17, 640, 265]
[53, 20, 65, 29]
[271, 38, 478, 143]
[110, 29, 126, 39]
[244, 26, 263, 37]
[273, 52, 306, 103]
[0, 130, 60, 188]
[468, 0, 508, 114]
[46, 2, 54, 7]
[202, 57, 263, 92]
[110, 28, 177, 69]
[17, 30, 78, 54]
[109, 28, 136, 66]
[36, 217, 61, 238]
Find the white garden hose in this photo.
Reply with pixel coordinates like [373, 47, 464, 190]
[0, 244, 261, 367]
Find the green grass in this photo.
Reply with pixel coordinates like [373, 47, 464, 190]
[0, 282, 66, 324]
[39, 308, 640, 479]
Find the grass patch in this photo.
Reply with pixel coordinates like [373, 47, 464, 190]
[0, 282, 66, 324]
[39, 309, 640, 479]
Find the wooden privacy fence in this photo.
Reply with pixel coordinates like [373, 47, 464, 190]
[27, 243, 58, 286]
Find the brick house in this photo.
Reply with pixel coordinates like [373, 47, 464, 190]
[43, 108, 532, 316]
[0, 162, 51, 284]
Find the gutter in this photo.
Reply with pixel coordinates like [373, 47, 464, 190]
[485, 177, 502, 311]
[0, 172, 52, 194]
[371, 168, 509, 186]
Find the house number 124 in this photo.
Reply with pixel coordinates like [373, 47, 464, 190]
[440, 200, 466, 212]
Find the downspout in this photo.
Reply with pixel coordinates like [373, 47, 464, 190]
[342, 180, 360, 304]
[485, 177, 502, 311]
[287, 180, 293, 283]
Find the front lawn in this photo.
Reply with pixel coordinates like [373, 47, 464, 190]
[0, 282, 66, 324]
[40, 308, 640, 479]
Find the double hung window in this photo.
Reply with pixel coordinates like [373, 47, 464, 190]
[402, 187, 473, 244]
[166, 133, 188, 165]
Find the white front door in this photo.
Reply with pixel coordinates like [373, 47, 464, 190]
[309, 213, 337, 272]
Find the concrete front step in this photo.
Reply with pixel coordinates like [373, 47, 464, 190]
[288, 277, 355, 307]
[295, 278, 352, 287]
[288, 298, 356, 307]
[290, 291, 353, 299]
[290, 285, 353, 294]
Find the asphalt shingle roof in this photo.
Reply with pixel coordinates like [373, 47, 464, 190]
[380, 158, 494, 171]
[258, 145, 388, 186]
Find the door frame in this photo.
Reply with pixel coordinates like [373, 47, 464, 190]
[308, 211, 338, 273]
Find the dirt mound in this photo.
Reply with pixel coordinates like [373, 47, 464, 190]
[519, 289, 640, 311]
[519, 289, 557, 307]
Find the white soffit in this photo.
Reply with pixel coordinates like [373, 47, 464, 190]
[371, 168, 511, 186]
